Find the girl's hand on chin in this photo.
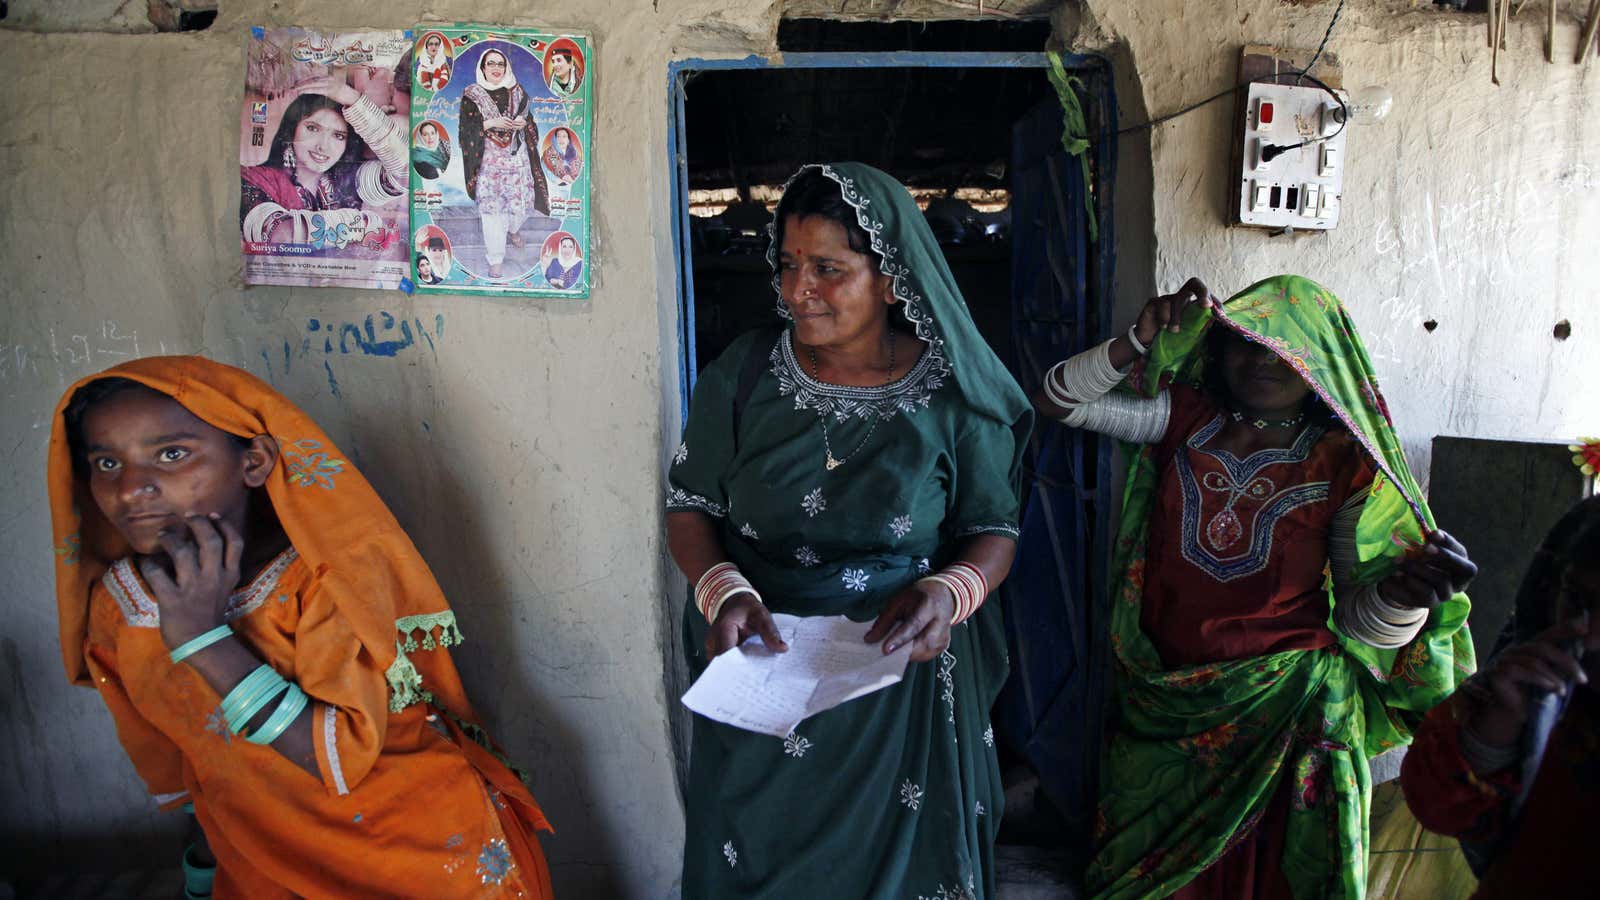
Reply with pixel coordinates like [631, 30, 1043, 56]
[141, 514, 244, 648]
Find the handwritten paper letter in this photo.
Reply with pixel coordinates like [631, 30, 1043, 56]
[681, 614, 911, 736]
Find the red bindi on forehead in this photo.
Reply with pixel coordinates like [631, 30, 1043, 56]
[781, 217, 863, 258]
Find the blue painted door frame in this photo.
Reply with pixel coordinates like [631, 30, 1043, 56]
[1001, 67, 1119, 858]
[667, 51, 1082, 413]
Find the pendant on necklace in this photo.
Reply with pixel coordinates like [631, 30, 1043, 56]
[826, 454, 842, 470]
[1206, 509, 1243, 550]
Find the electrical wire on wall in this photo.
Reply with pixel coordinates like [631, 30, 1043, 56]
[1113, 69, 1347, 160]
[1258, 71, 1348, 162]
[1114, 0, 1347, 137]
[1298, 0, 1347, 84]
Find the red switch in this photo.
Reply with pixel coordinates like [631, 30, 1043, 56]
[1258, 100, 1275, 131]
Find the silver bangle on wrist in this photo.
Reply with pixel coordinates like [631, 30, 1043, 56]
[1125, 324, 1149, 357]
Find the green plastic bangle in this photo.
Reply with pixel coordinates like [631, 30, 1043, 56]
[218, 666, 274, 724]
[228, 676, 290, 735]
[219, 665, 277, 724]
[169, 624, 235, 664]
[182, 843, 216, 898]
[222, 665, 287, 733]
[247, 684, 307, 745]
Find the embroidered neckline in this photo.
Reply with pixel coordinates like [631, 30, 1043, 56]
[223, 548, 300, 622]
[1189, 415, 1325, 483]
[103, 560, 160, 628]
[771, 331, 947, 422]
[1176, 424, 1332, 583]
[103, 547, 299, 629]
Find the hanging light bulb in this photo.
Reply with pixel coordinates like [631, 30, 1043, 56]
[1335, 86, 1393, 126]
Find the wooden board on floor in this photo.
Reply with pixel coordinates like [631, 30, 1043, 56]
[1429, 437, 1593, 653]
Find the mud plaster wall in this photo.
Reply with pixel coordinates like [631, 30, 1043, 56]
[1072, 0, 1600, 485]
[0, 1, 795, 895]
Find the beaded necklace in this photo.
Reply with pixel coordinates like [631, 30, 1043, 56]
[807, 329, 897, 471]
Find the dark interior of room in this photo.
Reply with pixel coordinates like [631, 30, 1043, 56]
[683, 62, 1055, 374]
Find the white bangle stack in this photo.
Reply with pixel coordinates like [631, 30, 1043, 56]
[1060, 390, 1171, 443]
[696, 562, 761, 623]
[1336, 585, 1429, 648]
[916, 562, 990, 626]
[342, 95, 408, 200]
[1042, 339, 1127, 410]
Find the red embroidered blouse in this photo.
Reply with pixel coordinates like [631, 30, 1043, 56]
[1140, 386, 1375, 668]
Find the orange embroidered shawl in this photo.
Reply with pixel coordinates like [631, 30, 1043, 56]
[48, 356, 551, 898]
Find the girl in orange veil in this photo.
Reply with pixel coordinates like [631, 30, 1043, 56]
[49, 356, 553, 899]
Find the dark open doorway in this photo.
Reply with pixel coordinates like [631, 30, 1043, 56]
[683, 63, 1051, 373]
[666, 29, 1118, 893]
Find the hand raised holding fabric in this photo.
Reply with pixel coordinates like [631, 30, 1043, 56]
[1133, 277, 1214, 343]
[1035, 276, 1216, 420]
[139, 514, 244, 648]
[1379, 529, 1478, 610]
[705, 593, 789, 659]
[864, 582, 955, 663]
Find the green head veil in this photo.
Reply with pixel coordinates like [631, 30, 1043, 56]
[1131, 274, 1470, 618]
[767, 162, 1033, 475]
[1091, 274, 1475, 899]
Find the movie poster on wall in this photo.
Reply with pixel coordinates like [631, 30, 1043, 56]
[240, 27, 413, 289]
[408, 26, 592, 298]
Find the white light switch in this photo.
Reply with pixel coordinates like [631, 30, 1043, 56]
[1237, 83, 1348, 231]
[1319, 191, 1339, 219]
[1320, 103, 1342, 137]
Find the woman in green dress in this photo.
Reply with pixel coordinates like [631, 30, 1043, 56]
[1035, 275, 1477, 898]
[666, 163, 1032, 899]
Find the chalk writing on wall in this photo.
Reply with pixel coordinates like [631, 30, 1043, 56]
[1371, 173, 1572, 297]
[4, 312, 450, 402]
[1366, 171, 1585, 368]
[0, 320, 177, 398]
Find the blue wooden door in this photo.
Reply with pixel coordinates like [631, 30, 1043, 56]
[994, 58, 1118, 860]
